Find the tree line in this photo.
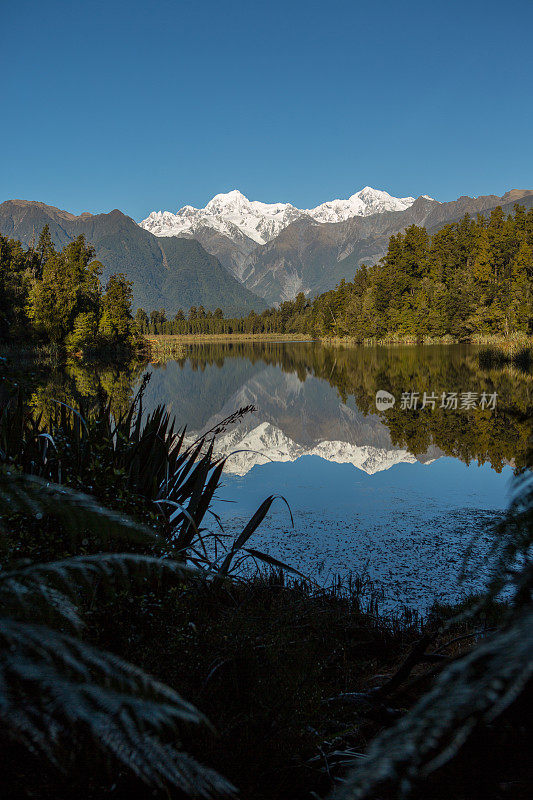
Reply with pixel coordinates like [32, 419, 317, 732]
[0, 226, 136, 354]
[3, 205, 531, 348]
[136, 204, 533, 340]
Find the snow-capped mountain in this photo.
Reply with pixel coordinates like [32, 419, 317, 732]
[183, 420, 425, 477]
[172, 366, 442, 478]
[206, 421, 421, 477]
[306, 186, 417, 223]
[140, 187, 420, 245]
[141, 190, 302, 245]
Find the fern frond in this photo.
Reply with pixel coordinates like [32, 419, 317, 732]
[0, 578, 83, 631]
[1, 551, 196, 593]
[0, 553, 197, 632]
[0, 619, 234, 796]
[336, 607, 533, 799]
[0, 469, 155, 542]
[486, 470, 533, 606]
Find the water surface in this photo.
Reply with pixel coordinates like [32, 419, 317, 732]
[134, 342, 530, 611]
[30, 341, 532, 611]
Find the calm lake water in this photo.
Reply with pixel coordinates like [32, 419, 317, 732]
[30, 341, 532, 612]
[131, 341, 531, 612]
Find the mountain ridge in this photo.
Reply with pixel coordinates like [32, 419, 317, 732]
[0, 200, 266, 315]
[140, 186, 422, 244]
[2, 188, 532, 312]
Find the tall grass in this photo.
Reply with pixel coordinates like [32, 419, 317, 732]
[0, 372, 295, 577]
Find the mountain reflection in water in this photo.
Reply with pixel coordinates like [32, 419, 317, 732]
[33, 342, 531, 611]
[132, 341, 531, 611]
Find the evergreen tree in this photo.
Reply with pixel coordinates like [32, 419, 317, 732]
[98, 273, 134, 349]
[471, 227, 494, 295]
[28, 235, 102, 347]
[36, 224, 56, 271]
[134, 307, 149, 333]
[507, 239, 533, 332]
[28, 251, 77, 342]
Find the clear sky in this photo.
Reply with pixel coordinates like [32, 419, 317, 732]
[2, 0, 532, 220]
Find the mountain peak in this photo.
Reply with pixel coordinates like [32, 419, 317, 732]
[210, 189, 248, 201]
[353, 185, 414, 203]
[355, 185, 385, 197]
[141, 189, 301, 245]
[139, 186, 422, 243]
[305, 187, 417, 224]
[204, 189, 251, 214]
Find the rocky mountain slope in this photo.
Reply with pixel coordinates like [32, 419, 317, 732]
[238, 191, 531, 303]
[141, 188, 533, 305]
[140, 187, 421, 283]
[0, 200, 266, 314]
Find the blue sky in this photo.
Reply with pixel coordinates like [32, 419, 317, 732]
[2, 0, 532, 219]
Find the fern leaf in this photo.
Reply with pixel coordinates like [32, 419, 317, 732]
[0, 619, 234, 796]
[335, 607, 533, 799]
[0, 469, 155, 542]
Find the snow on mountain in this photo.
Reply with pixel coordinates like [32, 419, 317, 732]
[306, 186, 416, 223]
[140, 190, 302, 245]
[139, 187, 420, 245]
[195, 420, 420, 477]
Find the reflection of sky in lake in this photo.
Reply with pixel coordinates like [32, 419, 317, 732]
[211, 456, 511, 612]
[138, 344, 520, 611]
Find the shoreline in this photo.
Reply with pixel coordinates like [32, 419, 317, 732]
[144, 333, 314, 344]
[144, 332, 532, 348]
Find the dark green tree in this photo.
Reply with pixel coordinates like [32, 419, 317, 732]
[98, 273, 135, 349]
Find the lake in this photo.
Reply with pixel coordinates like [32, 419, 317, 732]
[130, 341, 531, 612]
[28, 341, 532, 613]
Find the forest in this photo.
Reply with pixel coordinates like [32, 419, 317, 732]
[0, 225, 136, 355]
[137, 205, 533, 341]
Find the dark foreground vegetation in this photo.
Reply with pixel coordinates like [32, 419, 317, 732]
[0, 226, 137, 356]
[1, 356, 532, 799]
[137, 204, 533, 342]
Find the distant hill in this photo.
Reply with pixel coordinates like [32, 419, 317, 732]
[0, 200, 267, 315]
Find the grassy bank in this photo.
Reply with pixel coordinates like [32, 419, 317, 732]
[144, 334, 313, 359]
[318, 334, 459, 347]
[145, 332, 533, 349]
[145, 332, 312, 344]
[144, 333, 314, 359]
